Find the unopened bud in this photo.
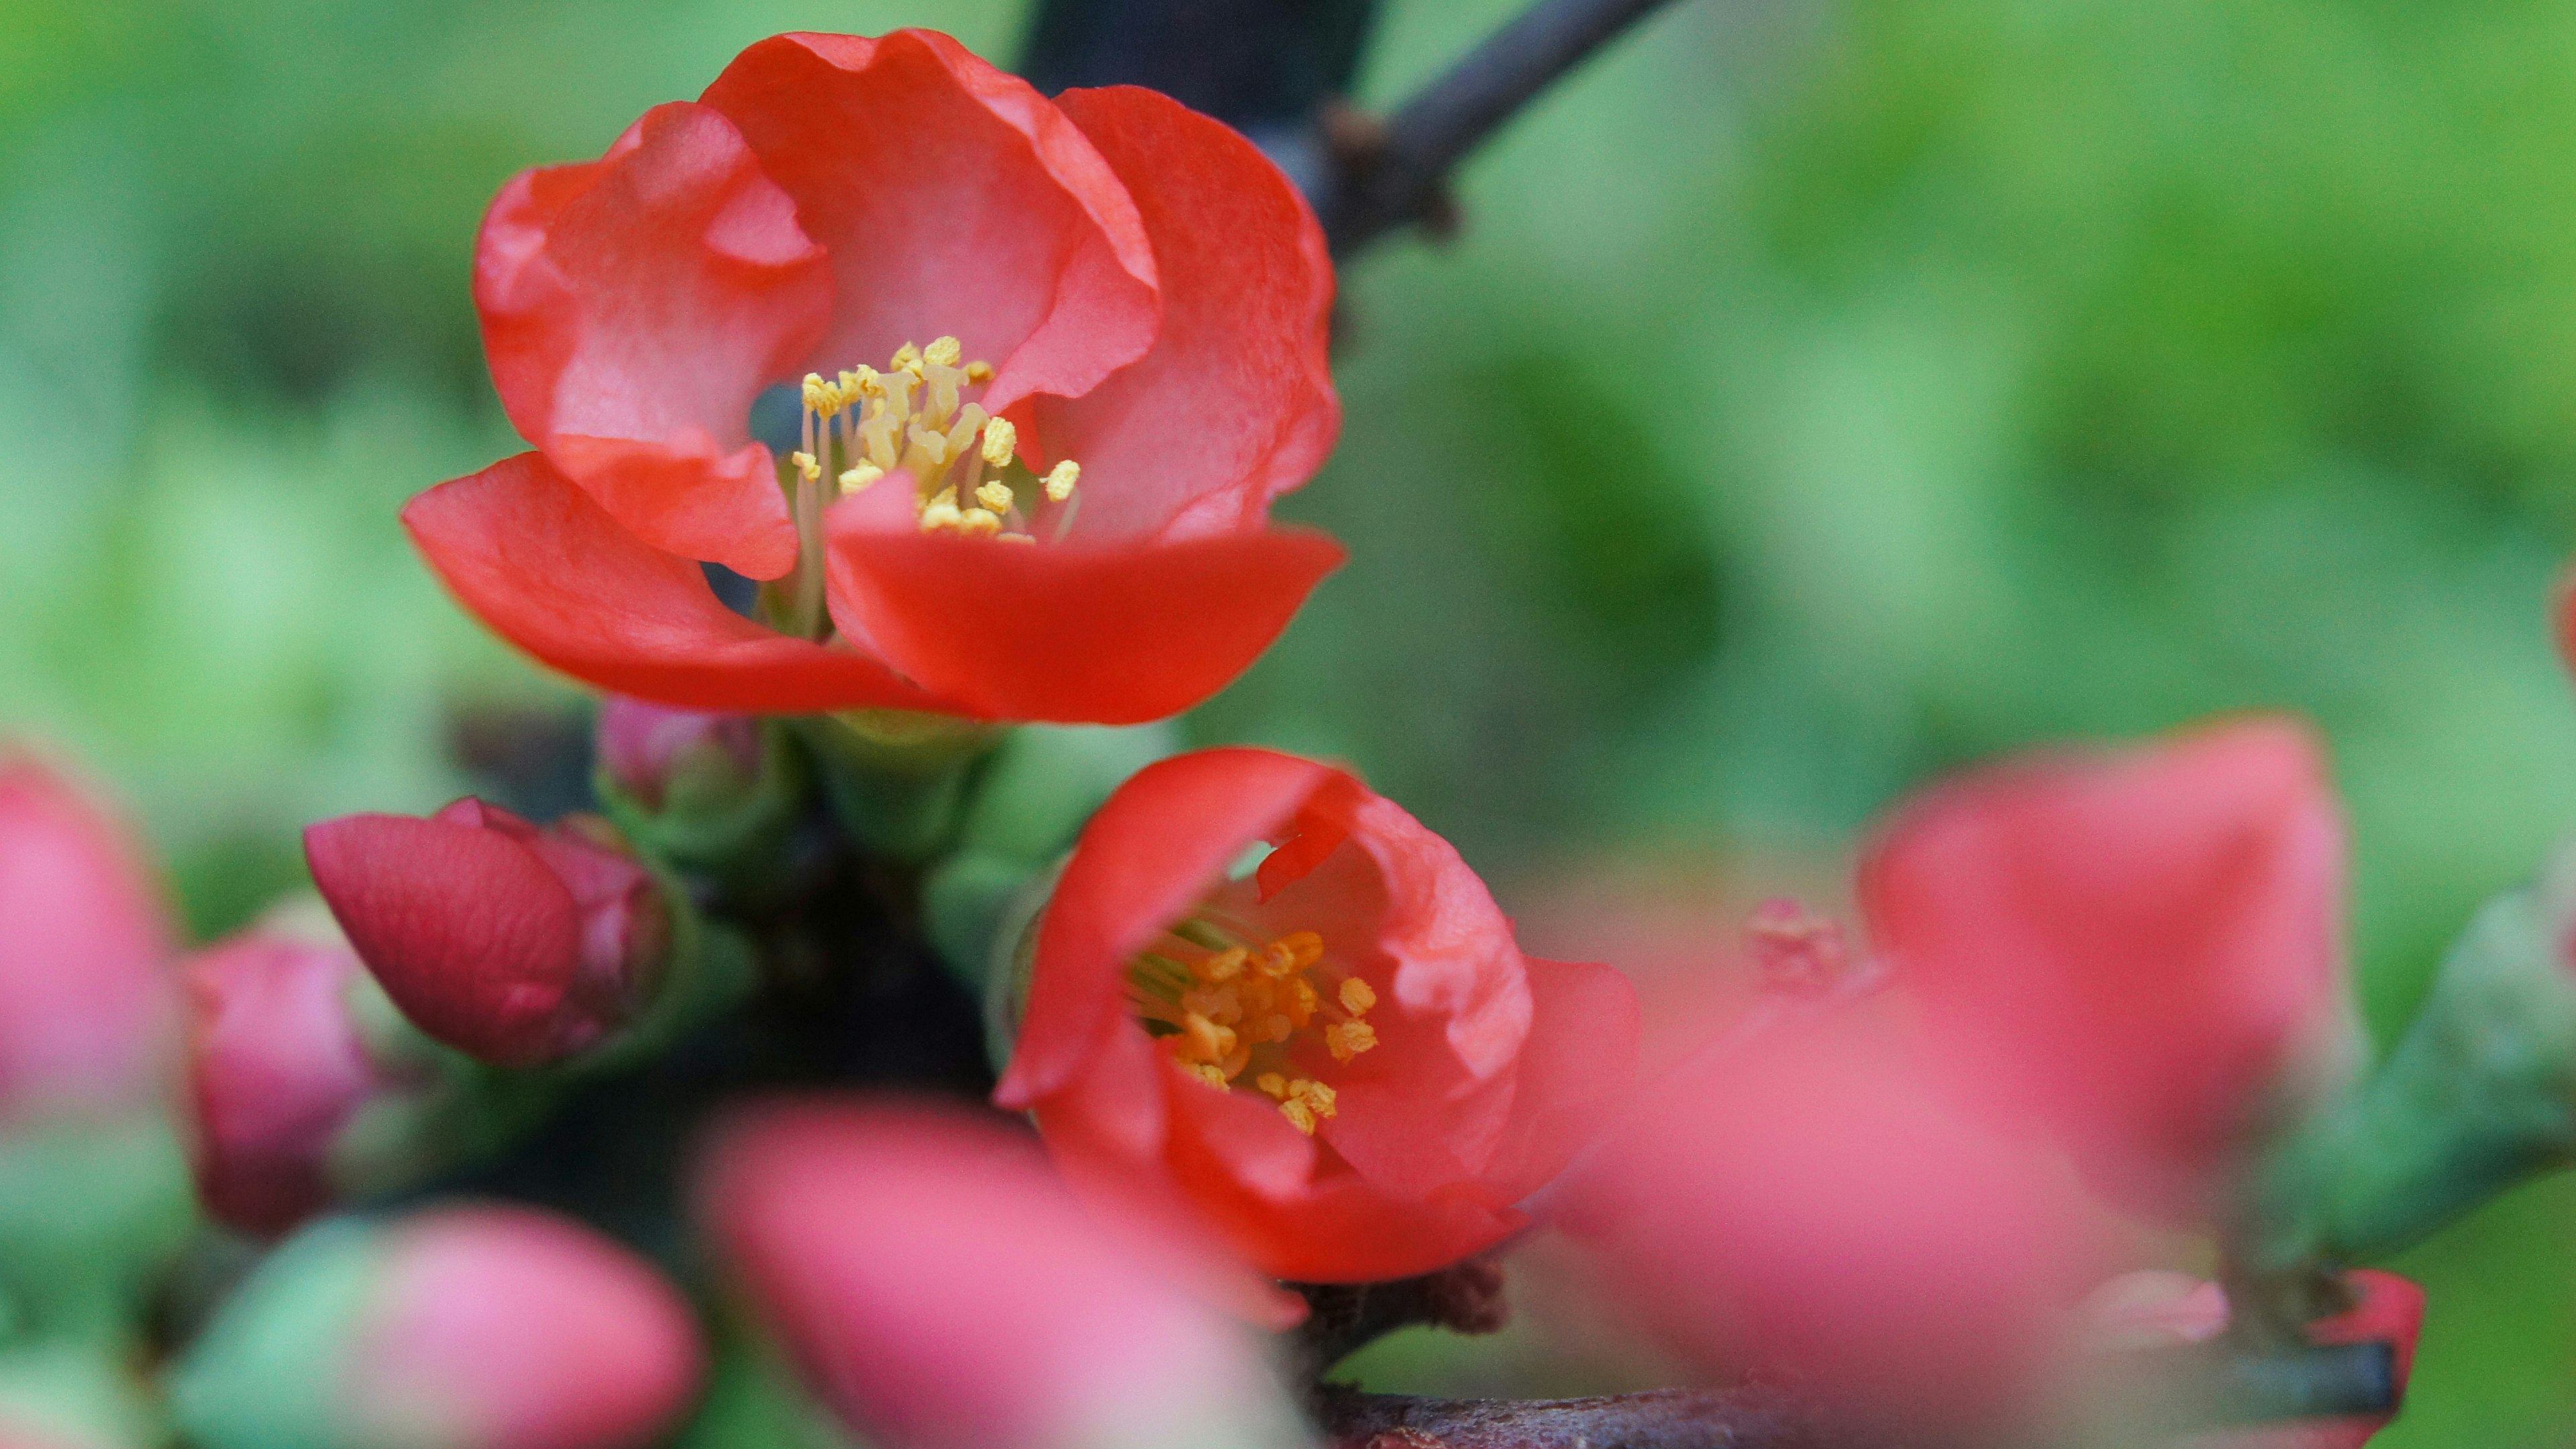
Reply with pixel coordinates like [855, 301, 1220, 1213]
[303, 800, 670, 1069]
[595, 698, 760, 814]
[170, 1205, 702, 1449]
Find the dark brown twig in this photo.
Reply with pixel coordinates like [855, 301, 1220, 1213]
[1318, 0, 1691, 256]
[1315, 1386, 1886, 1449]
[1290, 1258, 1510, 1379]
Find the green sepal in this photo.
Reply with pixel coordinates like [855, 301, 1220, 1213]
[596, 718, 810, 903]
[167, 1218, 386, 1449]
[794, 710, 1004, 862]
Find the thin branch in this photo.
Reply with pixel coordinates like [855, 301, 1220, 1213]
[1315, 1386, 1876, 1449]
[1320, 0, 1691, 256]
[1289, 1258, 1509, 1379]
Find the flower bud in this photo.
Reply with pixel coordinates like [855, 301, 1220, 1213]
[182, 909, 439, 1236]
[0, 752, 173, 1119]
[699, 1100, 1311, 1449]
[594, 698, 761, 813]
[303, 800, 669, 1069]
[171, 1206, 702, 1449]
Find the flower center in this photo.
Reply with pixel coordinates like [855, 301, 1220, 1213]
[1126, 915, 1381, 1136]
[786, 335, 1081, 543]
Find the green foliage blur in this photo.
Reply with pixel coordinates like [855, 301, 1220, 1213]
[4, 0, 2575, 1439]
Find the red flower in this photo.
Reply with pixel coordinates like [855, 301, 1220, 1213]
[700, 1099, 1309, 1449]
[1858, 716, 2353, 1223]
[993, 748, 1641, 1284]
[182, 923, 406, 1234]
[409, 30, 1344, 723]
[1554, 1007, 2109, 1426]
[303, 800, 669, 1068]
[0, 750, 172, 1120]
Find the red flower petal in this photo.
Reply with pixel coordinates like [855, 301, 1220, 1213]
[184, 932, 378, 1235]
[0, 753, 172, 1118]
[1480, 956, 1645, 1203]
[477, 102, 826, 580]
[998, 749, 1332, 1108]
[700, 31, 1159, 412]
[303, 813, 584, 1068]
[823, 514, 1344, 724]
[1033, 86, 1340, 539]
[1858, 715, 2349, 1224]
[405, 453, 958, 716]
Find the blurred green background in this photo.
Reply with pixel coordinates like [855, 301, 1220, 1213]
[5, 0, 2575, 1440]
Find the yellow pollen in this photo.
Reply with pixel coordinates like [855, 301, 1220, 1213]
[975, 480, 1016, 515]
[981, 417, 1018, 467]
[1340, 977, 1378, 1016]
[839, 464, 884, 496]
[1327, 1020, 1379, 1063]
[1281, 1099, 1318, 1134]
[924, 335, 963, 368]
[890, 342, 922, 372]
[1293, 1079, 1338, 1117]
[790, 450, 821, 483]
[1256, 1073, 1288, 1099]
[1201, 947, 1250, 982]
[957, 506, 1003, 539]
[919, 491, 964, 533]
[1181, 1012, 1237, 1065]
[966, 360, 994, 383]
[1044, 460, 1081, 502]
[1187, 1063, 1228, 1090]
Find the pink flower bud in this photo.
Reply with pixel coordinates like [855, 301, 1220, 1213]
[182, 922, 405, 1234]
[594, 697, 761, 813]
[347, 1208, 704, 1449]
[303, 800, 668, 1068]
[700, 1100, 1311, 1449]
[0, 751, 172, 1118]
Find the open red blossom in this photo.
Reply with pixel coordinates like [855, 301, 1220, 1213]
[0, 750, 172, 1120]
[1858, 716, 2353, 1224]
[303, 800, 668, 1069]
[183, 924, 403, 1235]
[410, 30, 1343, 723]
[994, 748, 1641, 1284]
[701, 1100, 1310, 1449]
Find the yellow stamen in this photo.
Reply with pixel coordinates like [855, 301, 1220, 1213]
[924, 335, 963, 368]
[1044, 460, 1081, 502]
[966, 360, 994, 384]
[1256, 1073, 1289, 1099]
[919, 490, 964, 533]
[1181, 1012, 1237, 1065]
[891, 342, 922, 372]
[839, 464, 884, 496]
[1339, 977, 1377, 1016]
[1281, 1098, 1318, 1134]
[1187, 1063, 1228, 1090]
[789, 450, 820, 483]
[1326, 1020, 1379, 1063]
[981, 417, 1018, 467]
[975, 480, 1016, 515]
[1292, 1079, 1338, 1118]
[957, 506, 1003, 539]
[1200, 947, 1250, 983]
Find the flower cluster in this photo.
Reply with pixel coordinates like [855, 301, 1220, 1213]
[2, 22, 2544, 1449]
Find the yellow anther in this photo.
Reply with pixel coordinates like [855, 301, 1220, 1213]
[924, 336, 963, 368]
[1043, 460, 1081, 502]
[975, 480, 1016, 515]
[1256, 1073, 1288, 1099]
[839, 464, 885, 496]
[1326, 1020, 1379, 1063]
[1293, 1079, 1338, 1118]
[1279, 932, 1326, 969]
[800, 373, 828, 411]
[957, 506, 1003, 539]
[891, 342, 922, 372]
[1187, 1063, 1228, 1091]
[852, 365, 885, 397]
[966, 360, 995, 383]
[1258, 942, 1300, 979]
[1339, 977, 1377, 1016]
[1280, 1098, 1318, 1135]
[1285, 977, 1319, 1028]
[981, 417, 1018, 468]
[1200, 947, 1249, 983]
[1181, 1012, 1237, 1065]
[919, 491, 964, 533]
[789, 450, 821, 482]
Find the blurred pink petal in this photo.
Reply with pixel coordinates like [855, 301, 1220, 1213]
[1859, 716, 2355, 1222]
[347, 1206, 704, 1449]
[700, 1098, 1311, 1449]
[0, 750, 173, 1118]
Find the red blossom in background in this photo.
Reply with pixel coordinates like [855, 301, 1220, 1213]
[182, 922, 406, 1235]
[1858, 716, 2355, 1223]
[409, 30, 1344, 724]
[995, 747, 1640, 1284]
[303, 800, 668, 1068]
[0, 751, 172, 1120]
[701, 1099, 1310, 1449]
[1554, 1007, 2110, 1427]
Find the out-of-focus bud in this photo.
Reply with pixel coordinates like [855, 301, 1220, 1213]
[171, 1205, 702, 1449]
[303, 801, 672, 1069]
[2084, 1269, 2423, 1448]
[698, 1099, 1313, 1449]
[592, 700, 803, 892]
[1860, 716, 2361, 1226]
[1552, 1006, 2110, 1433]
[0, 1340, 167, 1449]
[2254, 839, 2576, 1268]
[0, 752, 174, 1119]
[182, 905, 455, 1236]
